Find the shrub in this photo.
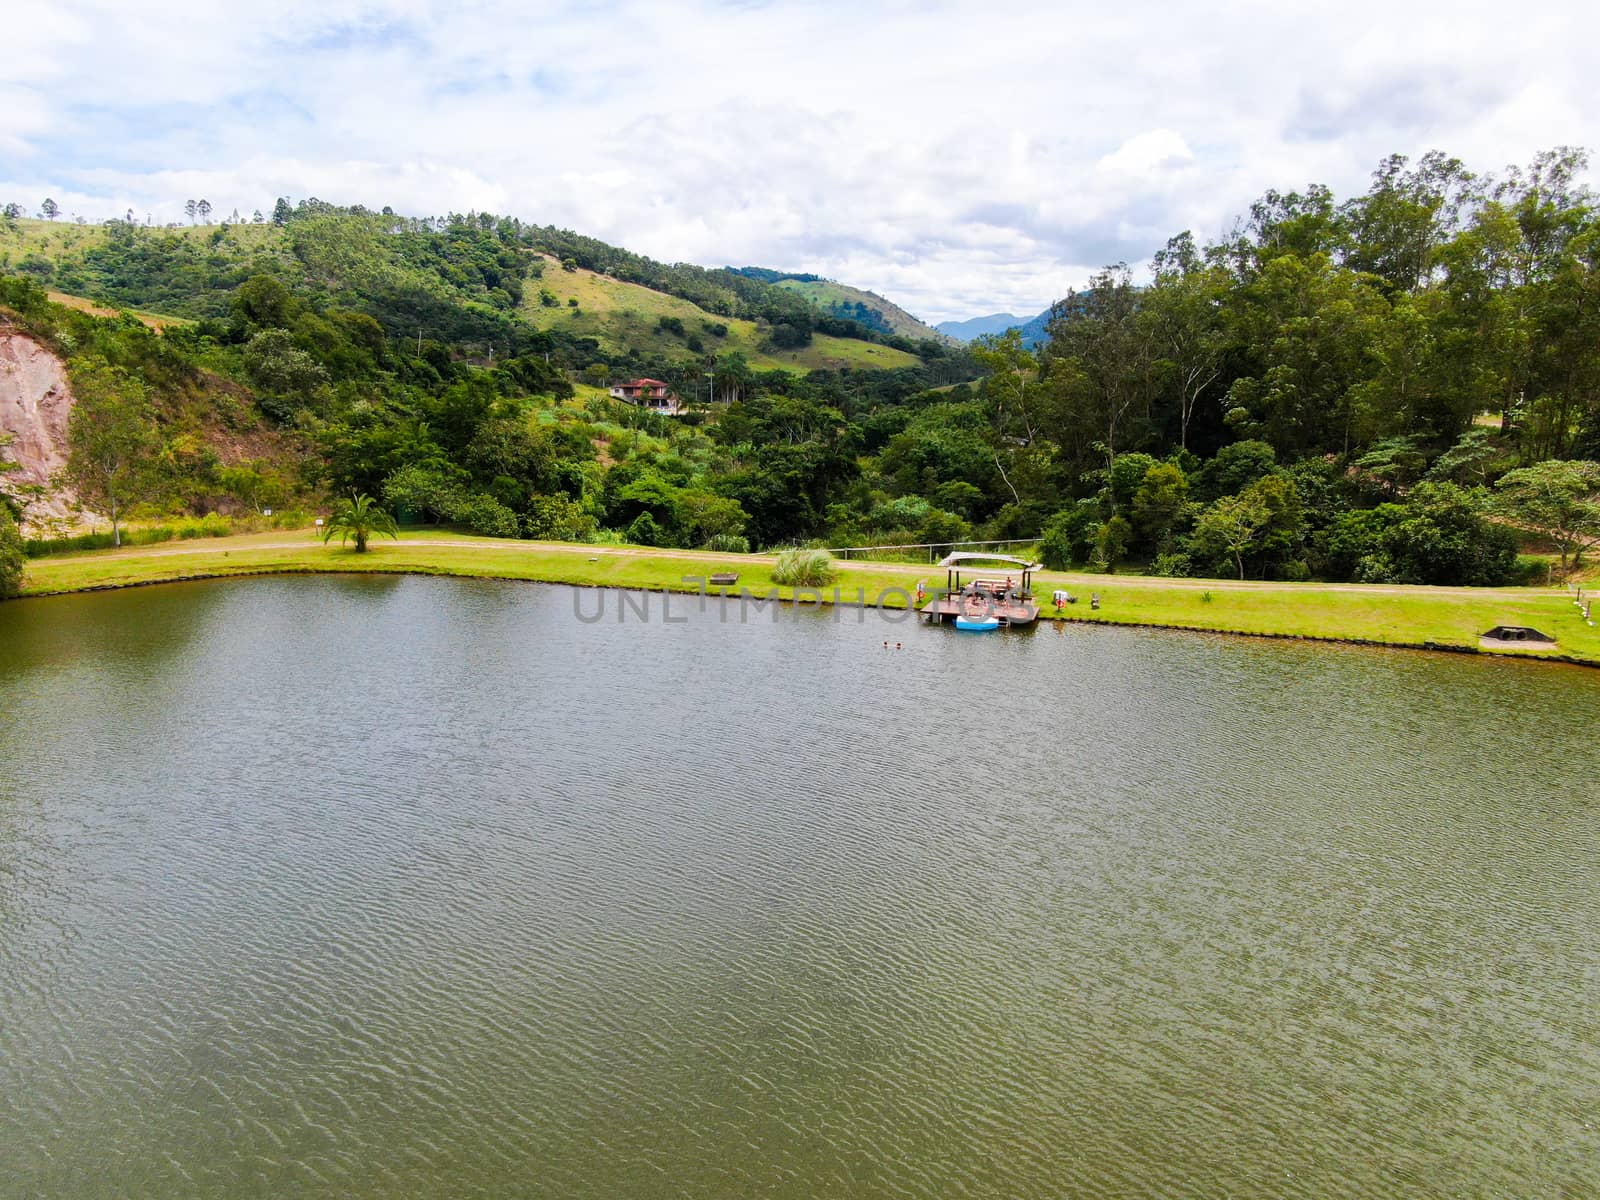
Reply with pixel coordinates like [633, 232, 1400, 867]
[452, 493, 521, 539]
[1038, 499, 1102, 570]
[0, 506, 23, 597]
[1321, 483, 1516, 586]
[1150, 552, 1191, 578]
[771, 547, 837, 587]
[23, 515, 239, 557]
[625, 511, 668, 546]
[1093, 516, 1131, 572]
[1512, 555, 1552, 585]
[524, 493, 595, 542]
[174, 513, 231, 539]
[702, 533, 751, 554]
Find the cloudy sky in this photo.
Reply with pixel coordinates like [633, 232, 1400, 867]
[3, 1, 1597, 322]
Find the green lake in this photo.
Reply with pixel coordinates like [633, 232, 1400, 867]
[2, 576, 1598, 1198]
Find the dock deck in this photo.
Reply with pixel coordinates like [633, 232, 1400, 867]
[919, 552, 1046, 629]
[921, 596, 1040, 626]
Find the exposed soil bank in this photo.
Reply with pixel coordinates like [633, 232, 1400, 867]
[0, 331, 81, 531]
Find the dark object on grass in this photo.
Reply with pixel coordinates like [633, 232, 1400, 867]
[1481, 625, 1555, 643]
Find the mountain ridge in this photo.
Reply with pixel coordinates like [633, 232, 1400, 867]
[936, 308, 1052, 347]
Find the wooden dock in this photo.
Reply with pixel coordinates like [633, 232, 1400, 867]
[921, 596, 1040, 626]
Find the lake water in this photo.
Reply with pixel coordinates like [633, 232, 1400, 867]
[2, 576, 1598, 1199]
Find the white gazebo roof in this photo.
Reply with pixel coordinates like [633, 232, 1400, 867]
[937, 552, 1042, 571]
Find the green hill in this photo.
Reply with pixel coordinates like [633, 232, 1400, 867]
[1, 204, 977, 560]
[0, 214, 930, 374]
[772, 277, 946, 343]
[520, 255, 920, 372]
[724, 266, 946, 343]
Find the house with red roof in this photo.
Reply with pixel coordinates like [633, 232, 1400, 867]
[608, 378, 682, 415]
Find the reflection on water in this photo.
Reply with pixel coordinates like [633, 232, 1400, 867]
[2, 576, 1598, 1199]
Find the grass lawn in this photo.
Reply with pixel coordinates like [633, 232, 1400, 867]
[15, 528, 1600, 667]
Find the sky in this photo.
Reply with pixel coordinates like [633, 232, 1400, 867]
[3, 0, 1598, 323]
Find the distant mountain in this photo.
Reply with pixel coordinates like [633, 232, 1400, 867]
[937, 309, 1053, 348]
[935, 313, 1022, 342]
[1014, 309, 1052, 348]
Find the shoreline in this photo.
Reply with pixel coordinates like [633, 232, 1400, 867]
[10, 529, 1599, 668]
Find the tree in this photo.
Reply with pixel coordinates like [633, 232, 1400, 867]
[1132, 462, 1190, 550]
[242, 328, 329, 420]
[321, 492, 398, 553]
[217, 461, 291, 515]
[1425, 428, 1500, 486]
[382, 463, 467, 524]
[1323, 484, 1516, 585]
[40, 198, 59, 221]
[972, 327, 1040, 504]
[1494, 459, 1600, 570]
[232, 275, 300, 328]
[1222, 252, 1389, 457]
[1190, 475, 1303, 578]
[185, 199, 198, 224]
[0, 504, 22, 598]
[196, 199, 213, 224]
[2, 202, 22, 221]
[1094, 514, 1132, 571]
[1341, 151, 1476, 295]
[1199, 439, 1276, 500]
[61, 364, 159, 547]
[252, 209, 265, 224]
[1038, 499, 1103, 569]
[1142, 237, 1229, 449]
[973, 327, 1039, 441]
[1191, 494, 1263, 579]
[272, 197, 292, 226]
[0, 432, 22, 596]
[1042, 263, 1156, 471]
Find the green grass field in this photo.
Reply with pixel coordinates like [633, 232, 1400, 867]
[15, 528, 1600, 666]
[519, 255, 921, 372]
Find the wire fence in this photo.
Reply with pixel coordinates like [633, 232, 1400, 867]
[822, 538, 1043, 564]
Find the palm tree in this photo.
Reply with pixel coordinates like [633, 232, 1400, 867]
[321, 492, 398, 553]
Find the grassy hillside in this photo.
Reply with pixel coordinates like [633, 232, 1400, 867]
[1, 217, 293, 318]
[772, 278, 946, 343]
[45, 290, 192, 331]
[1, 218, 284, 275]
[1, 218, 925, 372]
[521, 255, 921, 372]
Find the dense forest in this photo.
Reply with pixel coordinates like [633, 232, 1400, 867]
[1008, 147, 1600, 582]
[3, 147, 1600, 587]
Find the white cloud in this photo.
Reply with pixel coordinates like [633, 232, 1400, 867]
[1097, 130, 1194, 177]
[2, 0, 1598, 321]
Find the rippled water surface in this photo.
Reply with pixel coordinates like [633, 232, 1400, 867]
[2, 576, 1599, 1198]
